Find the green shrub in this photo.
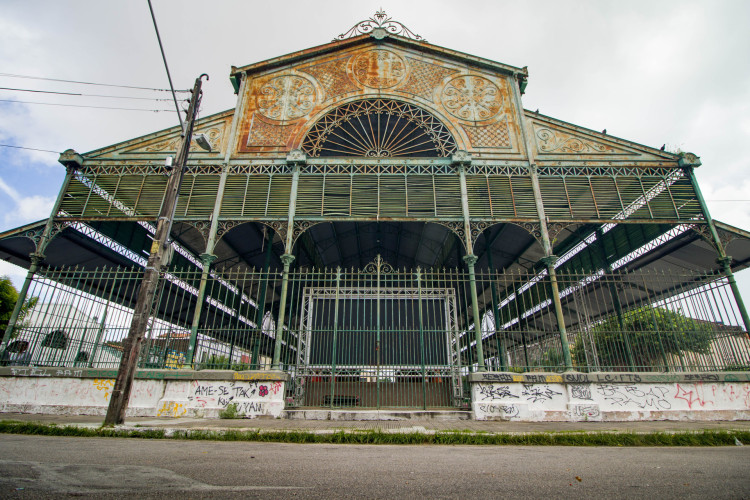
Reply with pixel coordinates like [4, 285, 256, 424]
[219, 403, 240, 419]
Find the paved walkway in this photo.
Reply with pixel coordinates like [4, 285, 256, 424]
[3, 412, 750, 434]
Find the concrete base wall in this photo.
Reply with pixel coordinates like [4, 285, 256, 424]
[470, 372, 750, 422]
[0, 367, 286, 419]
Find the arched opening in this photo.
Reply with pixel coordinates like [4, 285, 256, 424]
[301, 99, 457, 158]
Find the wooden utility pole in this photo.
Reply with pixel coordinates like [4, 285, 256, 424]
[104, 74, 207, 425]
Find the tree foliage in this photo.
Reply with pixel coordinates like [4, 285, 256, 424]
[0, 276, 38, 339]
[573, 306, 714, 370]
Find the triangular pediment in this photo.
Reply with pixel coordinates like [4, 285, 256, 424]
[83, 109, 234, 160]
[231, 30, 525, 85]
[527, 112, 678, 165]
[232, 34, 531, 159]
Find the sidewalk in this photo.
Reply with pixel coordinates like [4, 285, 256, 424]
[3, 412, 750, 435]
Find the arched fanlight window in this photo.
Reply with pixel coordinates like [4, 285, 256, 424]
[301, 99, 457, 158]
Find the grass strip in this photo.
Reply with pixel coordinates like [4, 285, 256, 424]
[0, 420, 747, 446]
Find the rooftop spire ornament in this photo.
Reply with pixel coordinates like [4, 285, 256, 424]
[333, 9, 426, 42]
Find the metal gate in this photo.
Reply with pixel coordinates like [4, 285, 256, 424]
[289, 257, 463, 408]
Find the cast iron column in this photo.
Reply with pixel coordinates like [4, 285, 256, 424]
[455, 152, 486, 371]
[1, 151, 81, 350]
[271, 153, 303, 370]
[684, 159, 750, 333]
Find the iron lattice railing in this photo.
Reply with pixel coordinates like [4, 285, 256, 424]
[2, 265, 749, 408]
[59, 163, 701, 223]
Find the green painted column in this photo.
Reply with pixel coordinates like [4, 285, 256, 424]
[454, 152, 486, 372]
[541, 255, 573, 371]
[186, 253, 218, 365]
[271, 253, 295, 370]
[464, 254, 486, 372]
[271, 153, 303, 371]
[2, 152, 82, 351]
[684, 162, 750, 334]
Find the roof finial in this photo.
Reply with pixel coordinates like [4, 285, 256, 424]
[333, 10, 426, 42]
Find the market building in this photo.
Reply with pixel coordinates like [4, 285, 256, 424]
[1, 12, 750, 420]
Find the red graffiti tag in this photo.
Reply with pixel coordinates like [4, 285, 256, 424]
[674, 383, 715, 409]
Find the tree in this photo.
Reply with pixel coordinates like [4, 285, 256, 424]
[572, 306, 714, 370]
[0, 276, 38, 339]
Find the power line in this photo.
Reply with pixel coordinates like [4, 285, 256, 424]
[0, 72, 190, 93]
[0, 86, 177, 102]
[0, 144, 60, 154]
[0, 98, 173, 112]
[148, 0, 186, 133]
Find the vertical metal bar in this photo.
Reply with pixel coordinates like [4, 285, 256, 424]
[376, 254, 381, 409]
[541, 257, 573, 370]
[330, 267, 341, 409]
[89, 271, 114, 368]
[417, 267, 427, 410]
[595, 228, 635, 370]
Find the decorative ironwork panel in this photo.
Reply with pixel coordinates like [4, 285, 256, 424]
[333, 9, 426, 41]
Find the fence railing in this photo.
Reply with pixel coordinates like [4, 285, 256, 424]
[2, 265, 748, 400]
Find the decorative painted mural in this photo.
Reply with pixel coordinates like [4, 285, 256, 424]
[238, 42, 522, 157]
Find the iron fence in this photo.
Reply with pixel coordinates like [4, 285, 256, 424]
[2, 263, 749, 409]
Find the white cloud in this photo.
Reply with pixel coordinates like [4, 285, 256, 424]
[0, 260, 27, 288]
[0, 176, 54, 226]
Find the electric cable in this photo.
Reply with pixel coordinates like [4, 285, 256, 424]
[0, 72, 190, 92]
[0, 144, 60, 154]
[0, 98, 173, 112]
[0, 86, 176, 101]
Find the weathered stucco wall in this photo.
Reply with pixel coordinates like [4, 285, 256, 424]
[470, 372, 750, 421]
[0, 368, 286, 419]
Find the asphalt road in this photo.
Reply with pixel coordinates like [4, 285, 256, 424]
[1, 434, 749, 499]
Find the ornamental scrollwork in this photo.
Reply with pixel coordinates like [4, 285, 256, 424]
[434, 221, 466, 247]
[257, 75, 317, 121]
[535, 127, 615, 154]
[333, 9, 426, 42]
[352, 50, 407, 89]
[258, 221, 289, 249]
[292, 220, 322, 246]
[717, 228, 736, 250]
[49, 221, 71, 242]
[469, 221, 491, 244]
[510, 222, 543, 245]
[547, 222, 572, 243]
[441, 76, 503, 122]
[21, 228, 44, 248]
[143, 127, 223, 153]
[690, 224, 715, 248]
[363, 254, 395, 274]
[183, 220, 211, 244]
[216, 220, 244, 240]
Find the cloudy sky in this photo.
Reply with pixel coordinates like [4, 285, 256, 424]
[1, 0, 750, 290]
